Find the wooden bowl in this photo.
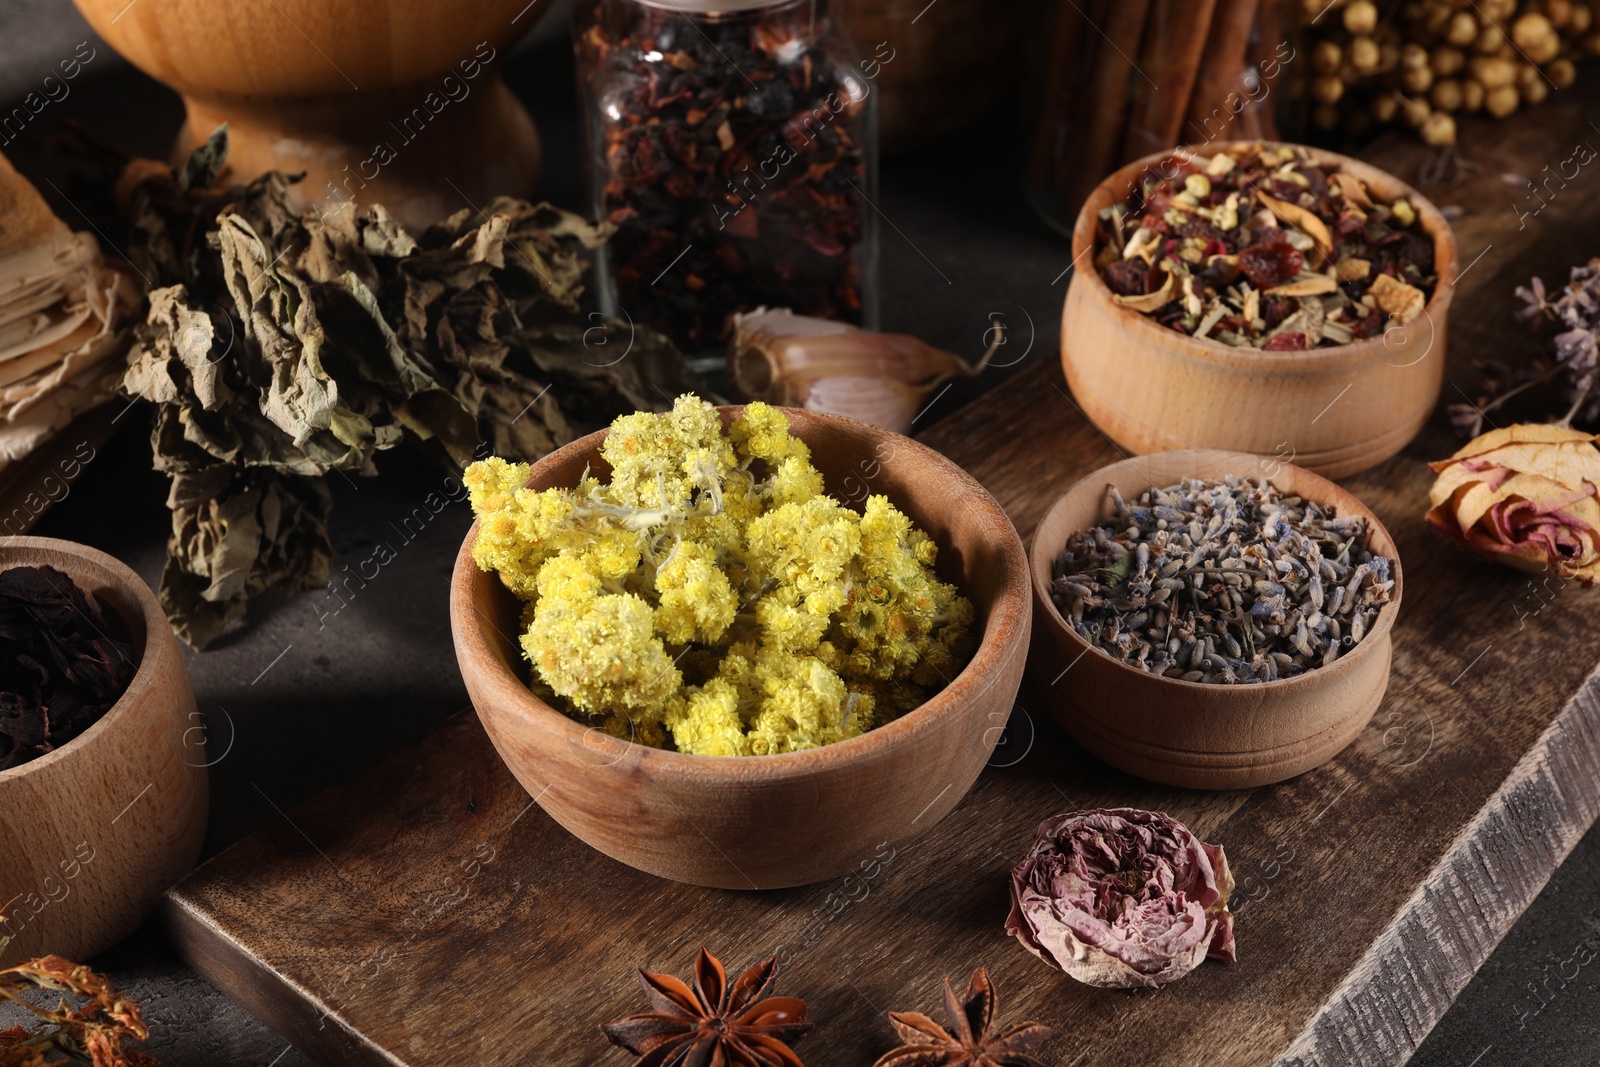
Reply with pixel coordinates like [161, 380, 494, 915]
[451, 407, 1030, 889]
[1028, 450, 1403, 790]
[1062, 142, 1460, 479]
[0, 538, 207, 966]
[71, 0, 550, 229]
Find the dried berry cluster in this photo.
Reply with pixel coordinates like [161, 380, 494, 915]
[1051, 477, 1396, 684]
[1095, 145, 1435, 349]
[1299, 0, 1595, 146]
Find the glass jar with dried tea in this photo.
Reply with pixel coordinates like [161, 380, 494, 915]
[575, 0, 880, 353]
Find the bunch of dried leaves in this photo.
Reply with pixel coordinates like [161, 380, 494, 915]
[0, 903, 155, 1066]
[115, 127, 701, 648]
[1450, 258, 1600, 438]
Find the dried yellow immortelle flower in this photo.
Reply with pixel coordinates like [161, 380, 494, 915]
[1426, 423, 1600, 584]
[464, 395, 974, 755]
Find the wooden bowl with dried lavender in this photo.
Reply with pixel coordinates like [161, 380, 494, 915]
[1063, 142, 1459, 479]
[0, 537, 207, 967]
[1029, 451, 1403, 790]
[451, 397, 1030, 888]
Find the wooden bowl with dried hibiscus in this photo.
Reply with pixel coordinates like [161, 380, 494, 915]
[450, 395, 1030, 889]
[1063, 142, 1459, 479]
[1028, 450, 1403, 789]
[0, 538, 207, 967]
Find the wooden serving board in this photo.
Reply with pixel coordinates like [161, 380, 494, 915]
[165, 100, 1600, 1066]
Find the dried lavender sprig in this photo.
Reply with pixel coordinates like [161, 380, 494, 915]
[1050, 476, 1395, 685]
[1450, 258, 1600, 437]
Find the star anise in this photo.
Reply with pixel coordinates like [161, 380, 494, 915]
[871, 967, 1054, 1067]
[602, 948, 812, 1067]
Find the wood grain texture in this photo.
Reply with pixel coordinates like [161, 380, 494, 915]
[0, 537, 207, 967]
[1062, 142, 1459, 479]
[163, 98, 1600, 1067]
[452, 407, 1031, 889]
[1029, 449, 1402, 789]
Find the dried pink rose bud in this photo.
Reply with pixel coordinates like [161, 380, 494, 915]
[1006, 808, 1236, 989]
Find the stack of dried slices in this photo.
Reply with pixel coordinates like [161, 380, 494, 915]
[0, 152, 135, 471]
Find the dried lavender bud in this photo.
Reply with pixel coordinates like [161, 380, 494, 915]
[1050, 476, 1395, 684]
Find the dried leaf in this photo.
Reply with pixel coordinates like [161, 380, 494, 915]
[115, 130, 699, 648]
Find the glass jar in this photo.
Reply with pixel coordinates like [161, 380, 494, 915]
[575, 0, 879, 353]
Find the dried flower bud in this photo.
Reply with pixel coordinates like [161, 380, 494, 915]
[1545, 0, 1573, 27]
[1313, 103, 1342, 130]
[1486, 83, 1520, 116]
[1446, 10, 1480, 44]
[1462, 78, 1487, 109]
[1421, 110, 1457, 144]
[1402, 64, 1435, 92]
[1380, 40, 1403, 71]
[1402, 42, 1431, 70]
[1312, 40, 1344, 74]
[1311, 75, 1346, 104]
[1006, 809, 1236, 989]
[1586, 31, 1600, 55]
[1422, 0, 1453, 34]
[1512, 12, 1562, 61]
[1427, 425, 1600, 584]
[1399, 93, 1433, 126]
[1548, 57, 1578, 87]
[1521, 74, 1550, 105]
[1470, 54, 1517, 87]
[1475, 22, 1507, 52]
[1480, 0, 1517, 21]
[1350, 35, 1382, 71]
[1430, 44, 1466, 75]
[1431, 78, 1465, 110]
[1372, 92, 1401, 122]
[1570, 2, 1592, 33]
[1344, 0, 1379, 34]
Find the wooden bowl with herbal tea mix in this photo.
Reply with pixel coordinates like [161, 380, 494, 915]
[1062, 142, 1459, 478]
[1028, 451, 1403, 790]
[0, 537, 207, 967]
[450, 396, 1030, 888]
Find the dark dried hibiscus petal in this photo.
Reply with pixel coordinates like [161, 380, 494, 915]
[1239, 239, 1303, 290]
[1263, 331, 1307, 351]
[1102, 258, 1149, 296]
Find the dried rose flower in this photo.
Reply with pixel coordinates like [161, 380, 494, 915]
[1005, 809, 1236, 989]
[1426, 423, 1600, 584]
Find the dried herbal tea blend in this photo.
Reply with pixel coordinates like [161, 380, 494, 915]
[466, 395, 973, 755]
[0, 565, 135, 771]
[1094, 144, 1436, 350]
[1051, 476, 1395, 684]
[113, 128, 701, 649]
[577, 0, 873, 350]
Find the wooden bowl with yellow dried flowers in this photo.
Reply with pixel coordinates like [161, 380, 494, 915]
[451, 404, 1030, 889]
[0, 538, 207, 967]
[1029, 450, 1404, 789]
[1063, 141, 1460, 479]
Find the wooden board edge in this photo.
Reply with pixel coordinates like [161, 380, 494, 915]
[1278, 665, 1600, 1066]
[161, 889, 405, 1067]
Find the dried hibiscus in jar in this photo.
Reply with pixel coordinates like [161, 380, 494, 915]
[575, 0, 879, 351]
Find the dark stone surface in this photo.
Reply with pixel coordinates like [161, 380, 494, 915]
[0, 2, 1595, 1065]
